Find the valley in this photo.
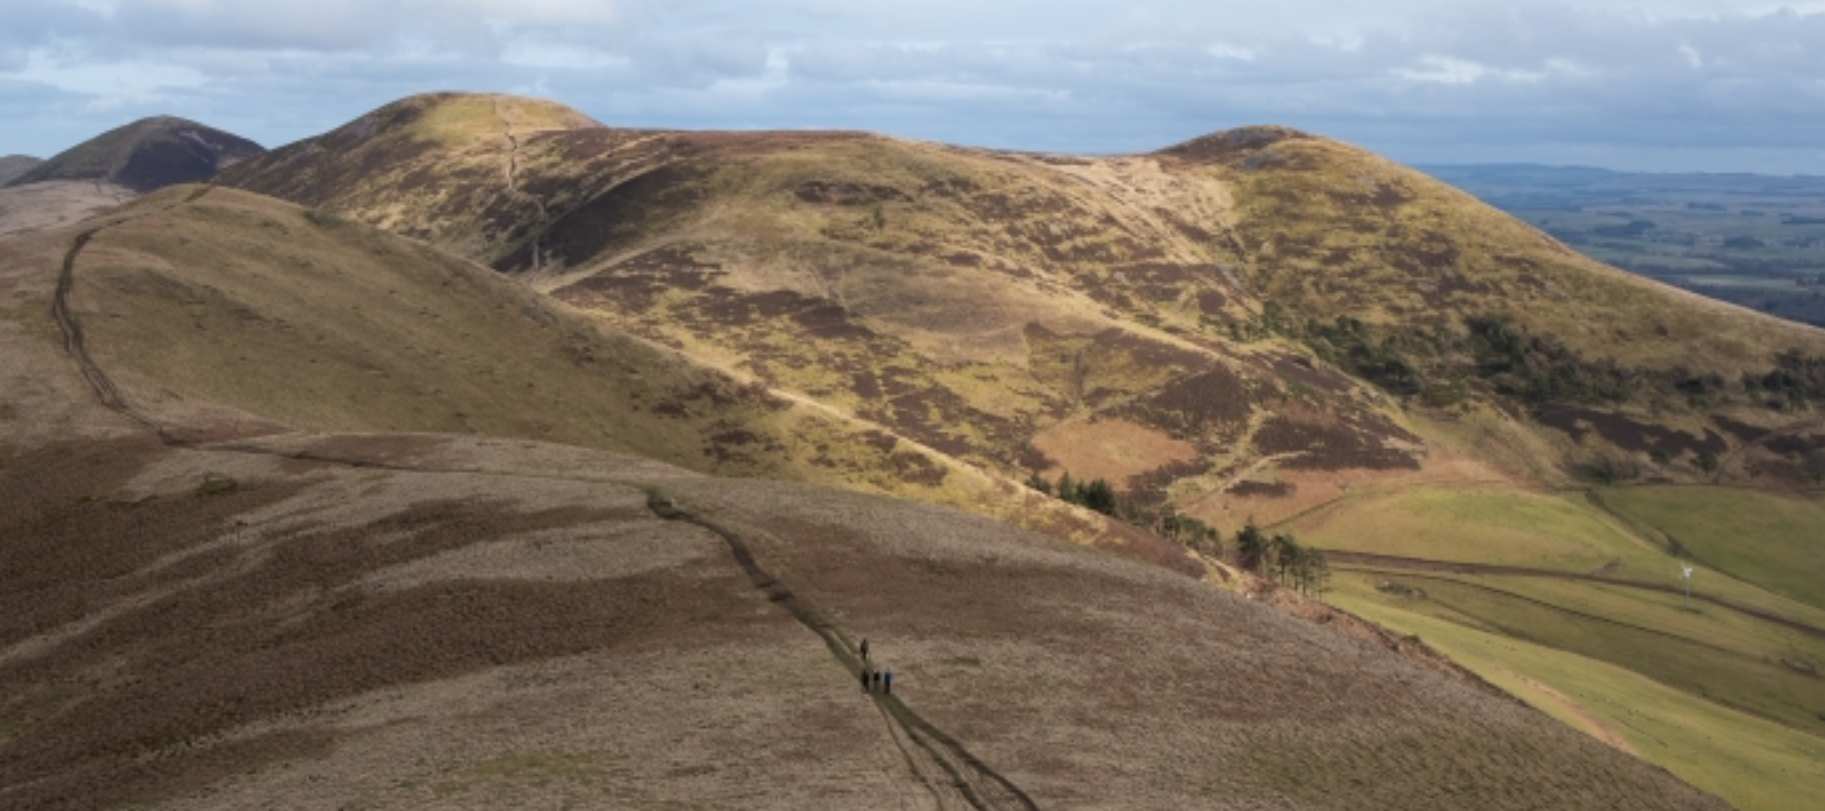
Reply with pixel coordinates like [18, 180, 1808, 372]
[3, 93, 1823, 809]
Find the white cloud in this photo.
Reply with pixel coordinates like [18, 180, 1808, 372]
[1206, 43, 1258, 61]
[17, 50, 205, 96]
[502, 42, 627, 70]
[5, 0, 1825, 171]
[1393, 56, 1488, 84]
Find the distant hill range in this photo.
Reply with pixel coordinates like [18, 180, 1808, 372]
[1416, 163, 1825, 210]
[6, 116, 263, 193]
[0, 155, 41, 185]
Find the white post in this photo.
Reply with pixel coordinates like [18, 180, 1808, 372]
[1681, 564, 1694, 610]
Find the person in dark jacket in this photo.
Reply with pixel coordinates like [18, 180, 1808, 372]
[860, 667, 872, 692]
[860, 638, 870, 662]
[884, 670, 893, 694]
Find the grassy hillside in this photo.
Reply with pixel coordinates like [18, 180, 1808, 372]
[1166, 132, 1825, 492]
[220, 95, 1825, 511]
[1167, 130, 1825, 372]
[222, 96, 1447, 546]
[1289, 476, 1825, 810]
[0, 180, 135, 239]
[16, 183, 1172, 562]
[1337, 592, 1825, 811]
[216, 93, 622, 267]
[1598, 486, 1825, 612]
[1418, 164, 1825, 329]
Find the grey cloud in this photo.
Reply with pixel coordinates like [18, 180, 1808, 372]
[0, 76, 160, 157]
[109, 1, 421, 53]
[625, 31, 770, 88]
[8, 1, 1825, 172]
[0, 1, 108, 46]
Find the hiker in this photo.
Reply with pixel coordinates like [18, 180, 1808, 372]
[873, 670, 883, 691]
[860, 667, 872, 693]
[884, 670, 893, 695]
[860, 637, 870, 662]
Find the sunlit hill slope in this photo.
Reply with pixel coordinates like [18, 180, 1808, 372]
[0, 164, 1734, 808]
[210, 92, 1825, 811]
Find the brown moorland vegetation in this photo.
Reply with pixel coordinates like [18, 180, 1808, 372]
[219, 93, 1825, 533]
[3, 182, 1146, 555]
[0, 428, 1734, 810]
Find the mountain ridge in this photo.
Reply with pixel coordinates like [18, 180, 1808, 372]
[0, 177, 1737, 810]
[8, 115, 264, 193]
[9, 91, 1825, 810]
[215, 92, 1825, 508]
[0, 155, 41, 185]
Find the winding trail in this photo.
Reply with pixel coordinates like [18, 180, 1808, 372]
[494, 99, 551, 270]
[1507, 670, 1639, 756]
[48, 196, 1041, 809]
[51, 190, 214, 445]
[647, 494, 1041, 811]
[1184, 451, 1306, 516]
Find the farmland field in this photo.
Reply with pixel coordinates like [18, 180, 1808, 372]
[1597, 486, 1825, 612]
[1335, 586, 1825, 811]
[1289, 479, 1825, 811]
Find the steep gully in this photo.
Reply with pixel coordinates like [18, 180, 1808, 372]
[494, 99, 551, 271]
[50, 194, 1041, 810]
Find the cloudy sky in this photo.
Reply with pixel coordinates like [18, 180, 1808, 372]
[4, 1, 1824, 172]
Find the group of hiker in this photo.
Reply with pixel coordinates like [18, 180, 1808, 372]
[858, 637, 893, 695]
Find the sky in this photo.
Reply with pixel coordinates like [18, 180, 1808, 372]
[4, 0, 1824, 173]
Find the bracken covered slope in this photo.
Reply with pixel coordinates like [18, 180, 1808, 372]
[221, 94, 1825, 523]
[216, 92, 619, 267]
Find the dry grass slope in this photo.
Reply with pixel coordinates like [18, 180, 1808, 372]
[217, 93, 627, 267]
[1161, 128, 1825, 372]
[7, 181, 1157, 561]
[0, 433, 1733, 810]
[0, 180, 136, 240]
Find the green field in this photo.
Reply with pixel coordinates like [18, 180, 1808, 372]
[1599, 486, 1825, 612]
[1354, 573, 1825, 731]
[1335, 586, 1825, 811]
[1291, 484, 1656, 571]
[1295, 481, 1825, 811]
[1292, 483, 1825, 625]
